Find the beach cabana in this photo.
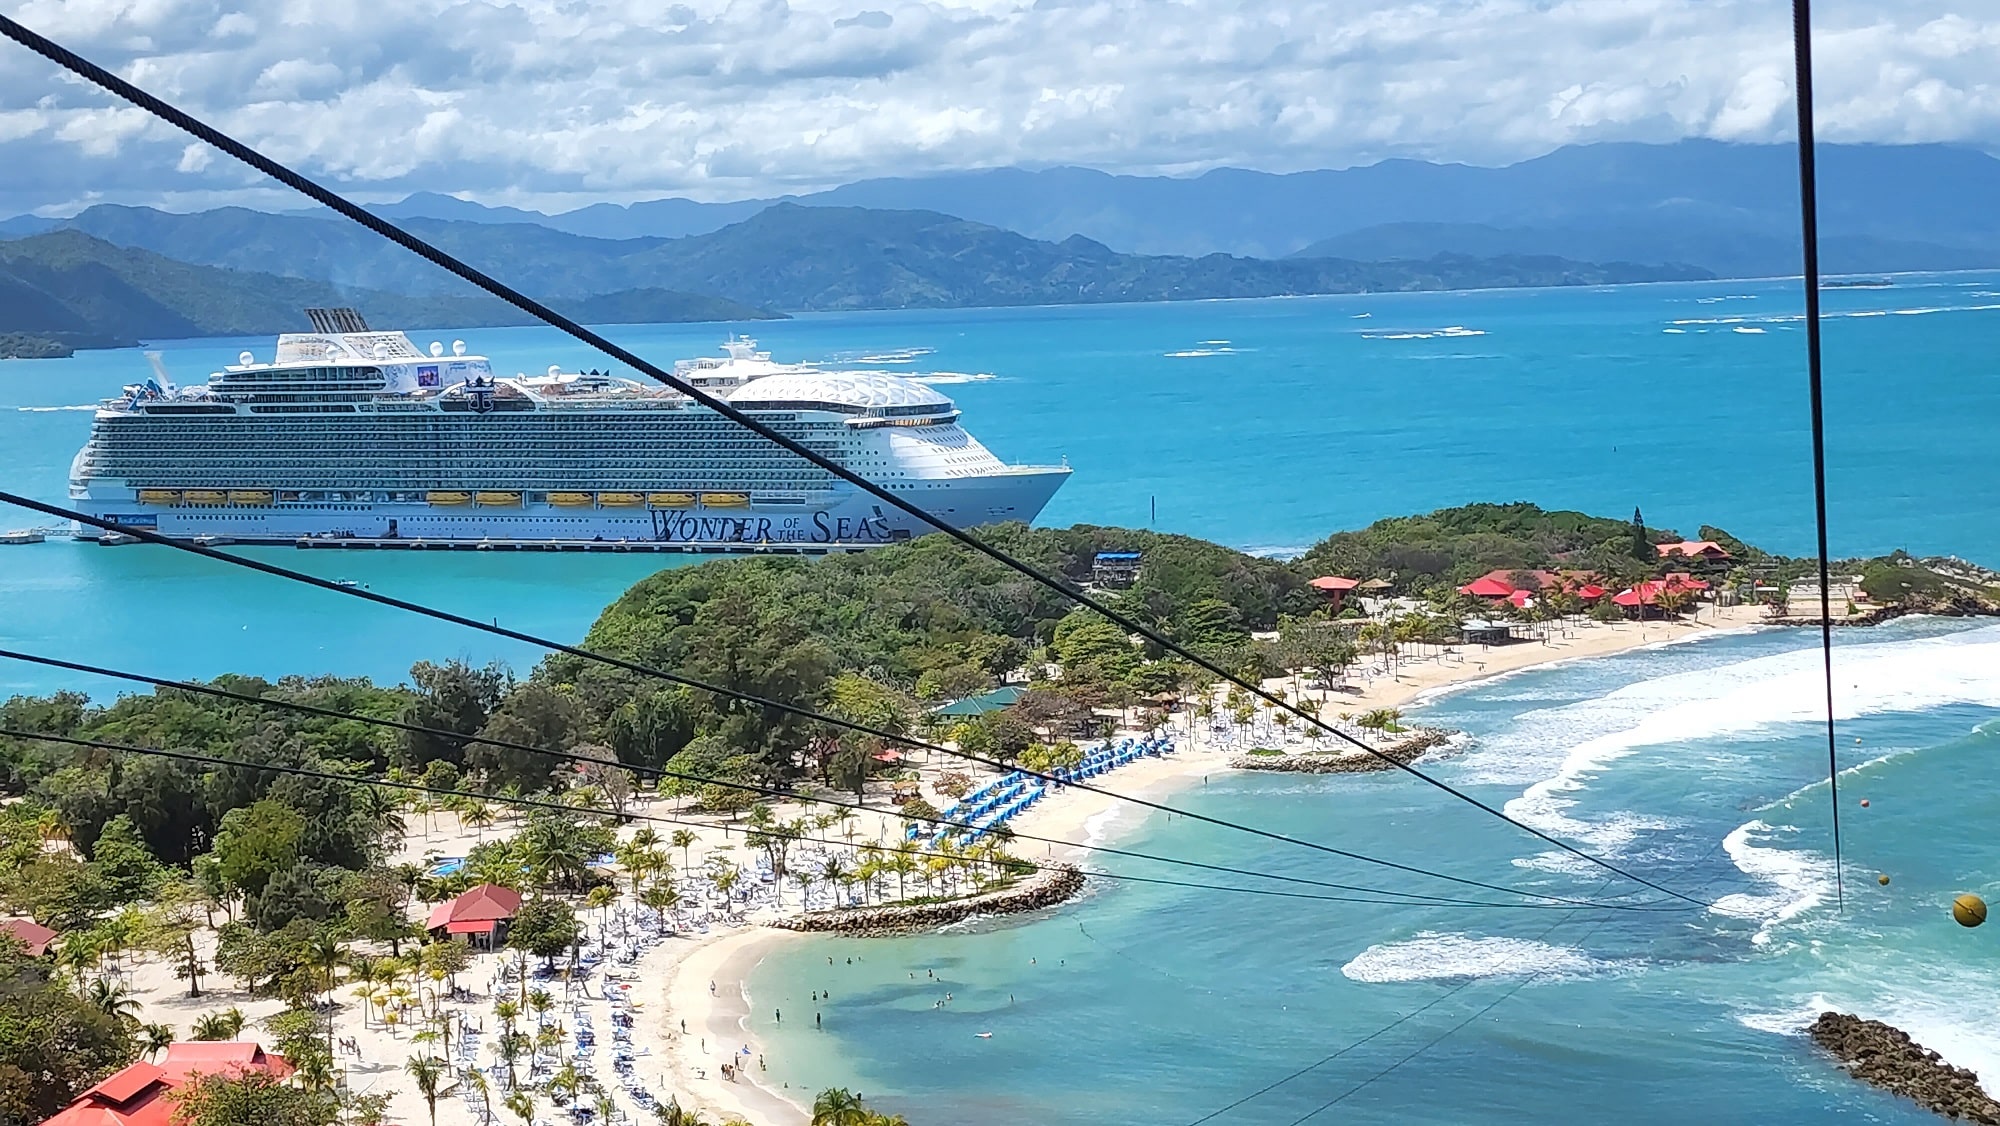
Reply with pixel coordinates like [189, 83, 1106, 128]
[1656, 540, 1732, 564]
[40, 1043, 292, 1126]
[932, 686, 1027, 717]
[1, 917, 58, 957]
[1309, 575, 1363, 612]
[425, 883, 523, 949]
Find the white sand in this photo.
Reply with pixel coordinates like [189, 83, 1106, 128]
[97, 604, 1765, 1125]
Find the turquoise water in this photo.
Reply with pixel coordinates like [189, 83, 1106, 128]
[6, 274, 2000, 693]
[5, 278, 2000, 1116]
[746, 617, 2000, 1123]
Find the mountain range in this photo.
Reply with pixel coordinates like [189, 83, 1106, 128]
[89, 140, 1993, 276]
[0, 230, 779, 357]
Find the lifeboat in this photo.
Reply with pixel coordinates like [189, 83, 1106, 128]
[227, 490, 273, 506]
[427, 491, 471, 506]
[647, 492, 695, 509]
[700, 492, 751, 509]
[549, 492, 594, 507]
[184, 490, 228, 505]
[598, 492, 644, 507]
[475, 491, 522, 507]
[136, 489, 182, 505]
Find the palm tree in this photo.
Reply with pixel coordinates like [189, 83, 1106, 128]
[503, 1090, 535, 1126]
[352, 982, 384, 1028]
[584, 885, 618, 938]
[303, 929, 348, 1057]
[188, 1007, 245, 1041]
[708, 860, 742, 905]
[638, 881, 681, 927]
[671, 829, 698, 870]
[140, 1023, 175, 1060]
[812, 1088, 869, 1126]
[653, 1098, 709, 1126]
[466, 1068, 494, 1126]
[820, 856, 850, 906]
[497, 1029, 530, 1090]
[85, 978, 142, 1024]
[789, 869, 817, 909]
[461, 801, 497, 840]
[405, 1054, 446, 1126]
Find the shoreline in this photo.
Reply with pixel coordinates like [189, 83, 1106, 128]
[641, 926, 812, 1126]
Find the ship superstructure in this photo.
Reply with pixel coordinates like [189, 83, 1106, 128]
[68, 310, 1069, 546]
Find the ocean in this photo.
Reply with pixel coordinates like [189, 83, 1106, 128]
[6, 272, 2000, 694]
[744, 617, 2000, 1124]
[4, 274, 1999, 1119]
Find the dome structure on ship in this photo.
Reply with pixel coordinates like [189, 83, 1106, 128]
[725, 370, 954, 413]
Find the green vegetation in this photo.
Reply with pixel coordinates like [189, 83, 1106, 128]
[0, 229, 780, 352]
[0, 332, 72, 358]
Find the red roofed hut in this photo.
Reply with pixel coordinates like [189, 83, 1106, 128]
[1309, 575, 1362, 611]
[1, 917, 59, 957]
[1656, 540, 1732, 565]
[426, 883, 523, 949]
[40, 1044, 292, 1126]
[1459, 575, 1516, 599]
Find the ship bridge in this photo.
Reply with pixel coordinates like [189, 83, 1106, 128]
[726, 371, 959, 427]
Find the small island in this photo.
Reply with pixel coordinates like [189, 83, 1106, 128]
[3, 503, 1995, 1125]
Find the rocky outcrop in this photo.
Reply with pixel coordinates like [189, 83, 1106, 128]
[1229, 728, 1454, 774]
[1809, 1012, 2000, 1124]
[769, 864, 1085, 936]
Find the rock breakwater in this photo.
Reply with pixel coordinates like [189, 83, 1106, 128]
[1809, 1012, 2000, 1124]
[1229, 727, 1454, 774]
[769, 864, 1085, 936]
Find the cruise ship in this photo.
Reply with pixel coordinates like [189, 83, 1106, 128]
[69, 309, 1070, 547]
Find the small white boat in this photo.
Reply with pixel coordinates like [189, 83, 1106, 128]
[0, 529, 45, 545]
[98, 531, 140, 546]
[332, 578, 363, 589]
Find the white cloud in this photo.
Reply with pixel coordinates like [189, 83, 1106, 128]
[1, 0, 1998, 212]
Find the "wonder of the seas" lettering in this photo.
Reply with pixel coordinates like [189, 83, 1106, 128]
[647, 510, 894, 544]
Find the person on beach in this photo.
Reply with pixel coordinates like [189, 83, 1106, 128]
[775, 1009, 781, 1023]
[816, 1012, 822, 1029]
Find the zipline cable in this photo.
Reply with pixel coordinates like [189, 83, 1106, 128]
[0, 648, 1676, 912]
[0, 13, 1705, 907]
[1790, 0, 1844, 911]
[0, 495, 1662, 913]
[0, 726, 1600, 911]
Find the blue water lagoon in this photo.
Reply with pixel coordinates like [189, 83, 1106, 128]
[743, 618, 2000, 1124]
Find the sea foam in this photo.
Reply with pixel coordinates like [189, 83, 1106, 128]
[1341, 932, 1625, 983]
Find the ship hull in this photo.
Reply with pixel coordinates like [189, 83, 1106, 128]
[72, 468, 1070, 546]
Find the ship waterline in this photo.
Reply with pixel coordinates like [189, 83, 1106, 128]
[69, 312, 1070, 546]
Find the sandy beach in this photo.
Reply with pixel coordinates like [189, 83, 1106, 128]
[80, 604, 1769, 1126]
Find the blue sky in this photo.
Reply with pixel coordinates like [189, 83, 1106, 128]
[2, 0, 1997, 214]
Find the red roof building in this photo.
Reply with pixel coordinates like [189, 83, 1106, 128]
[1459, 570, 1607, 603]
[40, 1043, 292, 1126]
[1656, 541, 1732, 562]
[1459, 575, 1518, 599]
[1, 917, 59, 957]
[1309, 575, 1363, 611]
[426, 883, 523, 947]
[1612, 573, 1711, 611]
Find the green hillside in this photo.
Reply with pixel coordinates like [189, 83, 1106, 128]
[0, 230, 781, 355]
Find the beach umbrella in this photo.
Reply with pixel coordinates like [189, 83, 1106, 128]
[1952, 894, 1986, 927]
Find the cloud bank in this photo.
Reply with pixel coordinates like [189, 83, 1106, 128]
[3, 0, 1998, 213]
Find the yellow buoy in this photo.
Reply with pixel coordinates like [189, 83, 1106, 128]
[1952, 894, 1987, 928]
[1878, 874, 1891, 886]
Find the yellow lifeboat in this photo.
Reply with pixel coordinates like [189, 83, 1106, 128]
[647, 492, 695, 509]
[549, 492, 594, 507]
[184, 490, 228, 506]
[227, 490, 273, 506]
[475, 491, 522, 507]
[427, 491, 471, 506]
[597, 492, 644, 507]
[137, 489, 182, 505]
[700, 492, 750, 509]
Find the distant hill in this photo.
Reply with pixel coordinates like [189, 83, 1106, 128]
[327, 141, 2000, 275]
[0, 230, 780, 354]
[31, 202, 1711, 317]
